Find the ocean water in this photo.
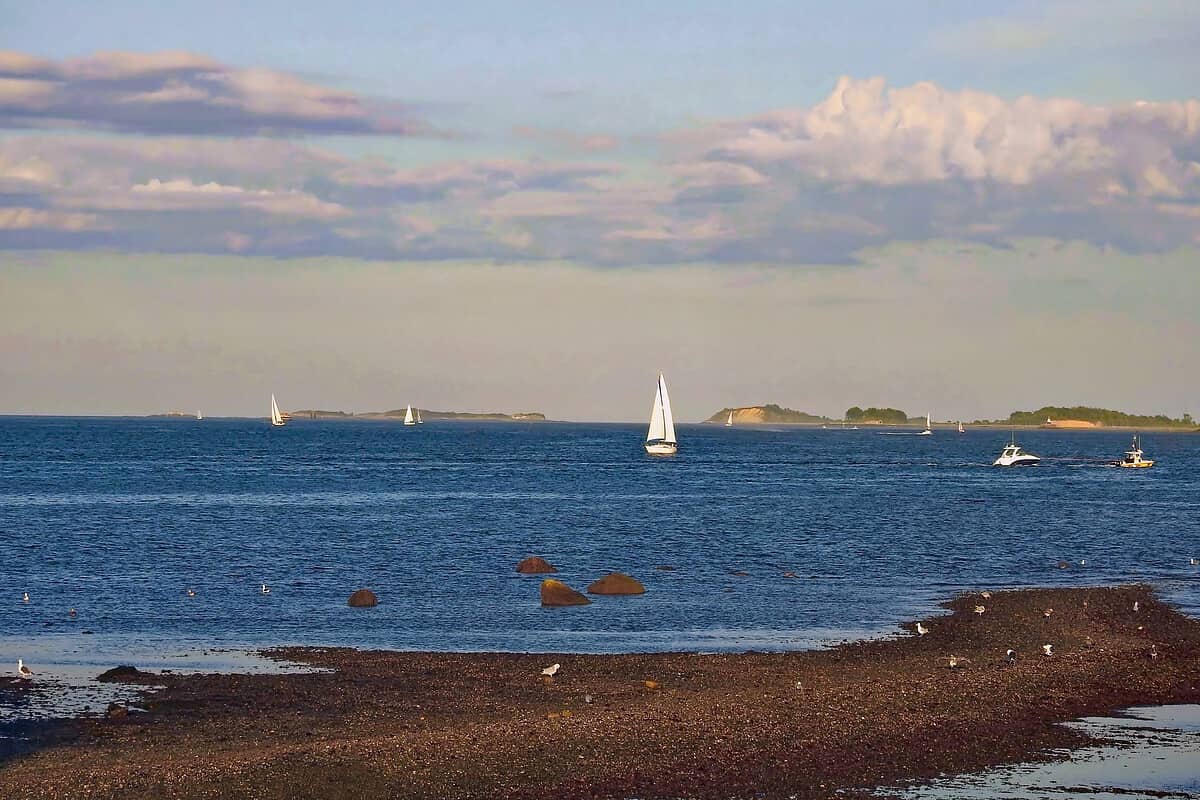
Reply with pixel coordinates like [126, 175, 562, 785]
[1, 417, 1198, 662]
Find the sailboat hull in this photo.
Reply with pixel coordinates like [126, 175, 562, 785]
[644, 442, 678, 455]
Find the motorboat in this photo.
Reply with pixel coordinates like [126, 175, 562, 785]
[993, 434, 1040, 466]
[1117, 435, 1154, 468]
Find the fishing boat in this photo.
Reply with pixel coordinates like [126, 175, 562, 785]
[993, 433, 1040, 466]
[957, 420, 964, 434]
[403, 404, 416, 426]
[644, 372, 678, 455]
[917, 413, 933, 435]
[269, 394, 285, 427]
[1117, 435, 1154, 468]
[725, 410, 733, 427]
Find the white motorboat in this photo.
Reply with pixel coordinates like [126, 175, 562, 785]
[269, 394, 285, 427]
[644, 372, 678, 455]
[917, 413, 933, 435]
[403, 404, 416, 426]
[993, 434, 1040, 466]
[1117, 434, 1154, 468]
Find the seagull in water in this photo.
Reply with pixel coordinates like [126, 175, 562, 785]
[1005, 648, 1016, 666]
[1042, 644, 1054, 656]
[186, 589, 196, 598]
[68, 608, 76, 619]
[22, 592, 29, 604]
[973, 605, 986, 616]
[260, 584, 271, 595]
[16, 659, 32, 679]
[916, 623, 929, 636]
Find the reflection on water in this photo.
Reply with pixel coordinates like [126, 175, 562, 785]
[886, 705, 1200, 799]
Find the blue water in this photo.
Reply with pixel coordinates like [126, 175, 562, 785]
[2, 418, 1199, 659]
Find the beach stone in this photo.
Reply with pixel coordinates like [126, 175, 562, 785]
[105, 702, 128, 720]
[540, 579, 591, 606]
[516, 556, 557, 574]
[587, 572, 646, 595]
[97, 665, 153, 683]
[348, 589, 378, 608]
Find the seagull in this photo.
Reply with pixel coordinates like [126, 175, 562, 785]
[1043, 608, 1053, 619]
[1149, 645, 1159, 661]
[1190, 557, 1198, 566]
[541, 663, 560, 677]
[1133, 601, 1140, 612]
[948, 655, 963, 669]
[1005, 648, 1016, 666]
[17, 659, 32, 679]
[1079, 559, 1086, 566]
[980, 591, 992, 599]
[1042, 644, 1053, 656]
[260, 584, 271, 595]
[973, 605, 986, 615]
[22, 592, 29, 604]
[186, 589, 196, 598]
[68, 608, 77, 618]
[916, 622, 929, 636]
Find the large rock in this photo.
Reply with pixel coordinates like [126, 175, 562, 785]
[587, 572, 646, 595]
[348, 589, 378, 607]
[97, 666, 155, 683]
[516, 556, 557, 574]
[540, 579, 591, 607]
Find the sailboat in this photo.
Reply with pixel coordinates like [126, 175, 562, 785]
[196, 410, 203, 421]
[725, 410, 733, 427]
[644, 372, 678, 455]
[269, 394, 285, 427]
[917, 413, 933, 435]
[957, 420, 965, 434]
[403, 404, 416, 426]
[416, 408, 423, 424]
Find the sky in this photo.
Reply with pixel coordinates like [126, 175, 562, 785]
[1, 1, 1199, 420]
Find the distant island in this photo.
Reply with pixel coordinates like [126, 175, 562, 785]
[997, 406, 1194, 429]
[290, 409, 546, 422]
[705, 404, 832, 424]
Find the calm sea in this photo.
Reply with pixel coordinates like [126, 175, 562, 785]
[2, 417, 1198, 659]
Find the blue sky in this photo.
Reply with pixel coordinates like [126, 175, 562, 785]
[1, 1, 1199, 417]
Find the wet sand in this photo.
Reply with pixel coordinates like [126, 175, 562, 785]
[2, 585, 1198, 799]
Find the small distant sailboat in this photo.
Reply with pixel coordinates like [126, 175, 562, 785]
[403, 404, 416, 426]
[917, 413, 933, 435]
[416, 408, 424, 424]
[725, 410, 733, 427]
[196, 410, 203, 421]
[269, 394, 285, 427]
[644, 372, 678, 455]
[957, 420, 965, 434]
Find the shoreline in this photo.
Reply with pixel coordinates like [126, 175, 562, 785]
[3, 585, 1199, 799]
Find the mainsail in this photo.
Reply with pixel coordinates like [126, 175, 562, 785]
[646, 373, 676, 444]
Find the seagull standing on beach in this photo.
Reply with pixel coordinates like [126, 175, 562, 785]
[948, 655, 965, 669]
[1005, 648, 1016, 666]
[541, 663, 560, 677]
[1042, 644, 1053, 656]
[16, 659, 32, 679]
[1133, 601, 1140, 612]
[916, 623, 929, 636]
[973, 605, 986, 616]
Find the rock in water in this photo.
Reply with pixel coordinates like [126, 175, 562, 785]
[540, 579, 591, 606]
[586, 572, 646, 595]
[348, 589, 378, 608]
[516, 556, 557, 574]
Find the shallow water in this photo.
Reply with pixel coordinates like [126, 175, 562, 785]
[2, 417, 1198, 665]
[885, 704, 1200, 799]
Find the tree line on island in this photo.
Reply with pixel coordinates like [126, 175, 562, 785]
[708, 404, 1196, 428]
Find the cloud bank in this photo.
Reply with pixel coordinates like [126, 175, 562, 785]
[2, 54, 1198, 262]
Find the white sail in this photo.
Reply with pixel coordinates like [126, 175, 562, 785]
[270, 394, 284, 426]
[646, 383, 666, 442]
[416, 408, 423, 424]
[403, 404, 415, 425]
[925, 413, 931, 429]
[726, 410, 733, 427]
[958, 420, 964, 433]
[659, 373, 676, 443]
